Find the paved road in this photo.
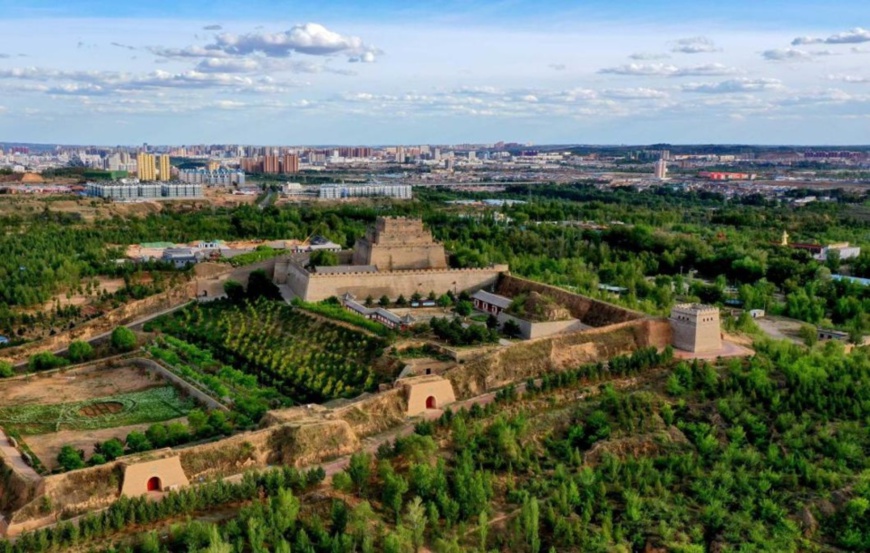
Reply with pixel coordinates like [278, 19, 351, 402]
[257, 191, 275, 210]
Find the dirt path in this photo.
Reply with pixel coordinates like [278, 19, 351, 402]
[0, 428, 40, 481]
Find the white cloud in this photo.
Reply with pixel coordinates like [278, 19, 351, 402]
[348, 51, 376, 63]
[548, 63, 567, 71]
[211, 23, 381, 62]
[762, 48, 835, 61]
[682, 78, 784, 94]
[671, 36, 719, 54]
[828, 74, 870, 83]
[0, 65, 300, 96]
[601, 88, 669, 99]
[149, 45, 230, 59]
[629, 52, 670, 60]
[598, 62, 738, 77]
[213, 99, 245, 109]
[793, 27, 870, 46]
[194, 58, 262, 73]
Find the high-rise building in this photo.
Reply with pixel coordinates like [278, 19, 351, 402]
[654, 159, 668, 180]
[282, 154, 299, 174]
[396, 147, 406, 164]
[263, 155, 281, 174]
[137, 153, 157, 181]
[158, 154, 171, 182]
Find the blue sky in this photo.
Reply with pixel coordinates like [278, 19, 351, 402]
[0, 0, 869, 145]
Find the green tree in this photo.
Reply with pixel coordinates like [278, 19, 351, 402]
[246, 269, 281, 301]
[0, 360, 13, 378]
[28, 351, 69, 371]
[125, 431, 152, 453]
[405, 496, 427, 552]
[57, 445, 85, 471]
[67, 340, 94, 363]
[455, 300, 473, 317]
[379, 295, 391, 308]
[798, 324, 818, 347]
[309, 250, 339, 268]
[110, 326, 137, 352]
[347, 452, 372, 497]
[224, 280, 246, 303]
[98, 438, 124, 461]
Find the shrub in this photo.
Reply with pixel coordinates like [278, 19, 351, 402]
[57, 445, 85, 471]
[28, 351, 69, 372]
[224, 280, 245, 303]
[125, 431, 152, 453]
[455, 300, 473, 317]
[99, 438, 125, 461]
[68, 340, 94, 363]
[0, 360, 13, 378]
[110, 326, 137, 352]
[332, 471, 353, 493]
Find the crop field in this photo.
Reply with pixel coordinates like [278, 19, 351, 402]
[0, 387, 195, 435]
[148, 298, 388, 403]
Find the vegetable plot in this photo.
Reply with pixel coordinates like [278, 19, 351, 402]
[0, 387, 194, 435]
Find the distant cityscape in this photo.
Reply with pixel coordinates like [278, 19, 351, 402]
[1, 142, 869, 204]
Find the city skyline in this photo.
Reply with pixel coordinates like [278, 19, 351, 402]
[1, 1, 869, 145]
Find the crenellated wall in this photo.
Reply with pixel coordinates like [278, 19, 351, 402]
[299, 265, 509, 302]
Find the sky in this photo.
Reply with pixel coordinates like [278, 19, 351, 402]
[0, 0, 869, 145]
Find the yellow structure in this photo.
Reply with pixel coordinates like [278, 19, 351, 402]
[120, 455, 189, 496]
[158, 154, 171, 181]
[669, 304, 722, 353]
[400, 375, 457, 416]
[136, 153, 157, 181]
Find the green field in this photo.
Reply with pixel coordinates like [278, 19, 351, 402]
[0, 386, 195, 435]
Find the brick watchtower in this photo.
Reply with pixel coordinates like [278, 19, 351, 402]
[669, 304, 721, 353]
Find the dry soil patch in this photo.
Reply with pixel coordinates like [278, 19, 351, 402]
[0, 365, 165, 406]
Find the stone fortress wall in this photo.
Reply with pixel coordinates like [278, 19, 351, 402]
[275, 216, 508, 302]
[299, 265, 509, 303]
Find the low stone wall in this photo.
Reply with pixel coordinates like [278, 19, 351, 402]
[495, 274, 645, 327]
[496, 312, 589, 340]
[129, 358, 229, 412]
[444, 318, 671, 399]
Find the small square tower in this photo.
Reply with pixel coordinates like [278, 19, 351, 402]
[670, 304, 721, 353]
